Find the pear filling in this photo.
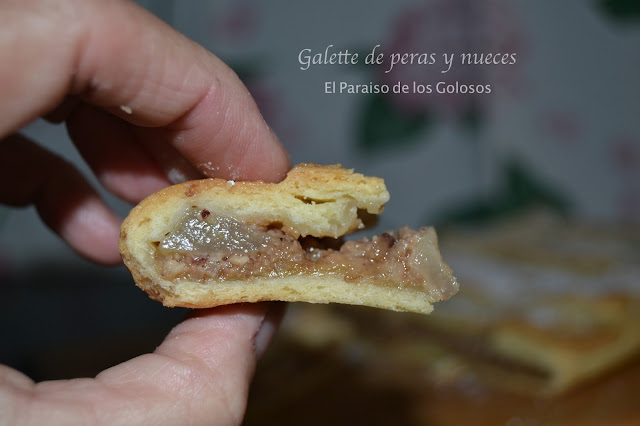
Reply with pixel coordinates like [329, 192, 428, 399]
[153, 208, 458, 300]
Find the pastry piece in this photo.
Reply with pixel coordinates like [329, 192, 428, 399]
[488, 295, 640, 394]
[119, 164, 458, 314]
[423, 213, 640, 395]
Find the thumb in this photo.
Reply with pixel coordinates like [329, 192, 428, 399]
[99, 303, 284, 425]
[1, 303, 283, 426]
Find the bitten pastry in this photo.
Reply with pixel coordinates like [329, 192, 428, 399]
[119, 164, 458, 314]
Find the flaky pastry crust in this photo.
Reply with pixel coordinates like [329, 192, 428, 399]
[119, 164, 456, 314]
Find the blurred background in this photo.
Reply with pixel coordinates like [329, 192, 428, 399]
[1, 0, 639, 424]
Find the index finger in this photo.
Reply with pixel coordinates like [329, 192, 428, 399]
[1, 0, 289, 183]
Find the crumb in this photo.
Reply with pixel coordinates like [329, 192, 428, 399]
[200, 162, 220, 172]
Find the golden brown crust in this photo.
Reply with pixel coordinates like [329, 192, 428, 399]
[426, 214, 640, 395]
[119, 164, 455, 314]
[488, 296, 640, 394]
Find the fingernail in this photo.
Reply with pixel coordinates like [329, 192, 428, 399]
[253, 302, 286, 358]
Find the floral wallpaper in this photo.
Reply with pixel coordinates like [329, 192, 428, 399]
[1, 0, 639, 268]
[162, 0, 640, 229]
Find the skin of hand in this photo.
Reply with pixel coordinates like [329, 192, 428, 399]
[0, 0, 290, 424]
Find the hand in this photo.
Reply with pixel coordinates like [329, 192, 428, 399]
[0, 0, 289, 424]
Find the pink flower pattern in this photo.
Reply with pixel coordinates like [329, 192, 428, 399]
[209, 2, 260, 42]
[381, 0, 525, 119]
[610, 135, 640, 222]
